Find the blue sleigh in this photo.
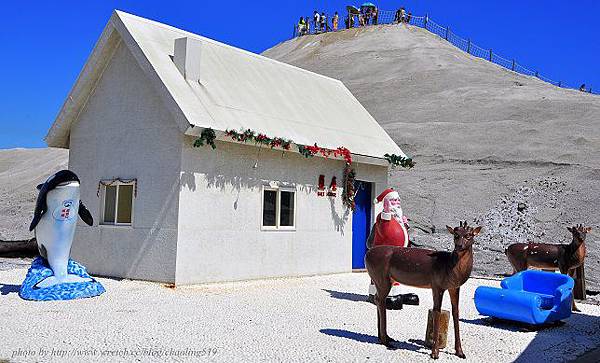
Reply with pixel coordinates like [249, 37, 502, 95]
[474, 270, 574, 325]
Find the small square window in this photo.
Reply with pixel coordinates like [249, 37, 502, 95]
[101, 180, 135, 226]
[261, 187, 296, 230]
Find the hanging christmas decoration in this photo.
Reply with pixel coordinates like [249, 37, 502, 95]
[193, 128, 217, 149]
[297, 144, 352, 165]
[342, 165, 356, 211]
[317, 175, 326, 196]
[384, 153, 415, 168]
[97, 178, 138, 197]
[327, 176, 338, 197]
[224, 129, 293, 150]
[191, 126, 415, 212]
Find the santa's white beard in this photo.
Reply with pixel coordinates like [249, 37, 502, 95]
[389, 204, 403, 222]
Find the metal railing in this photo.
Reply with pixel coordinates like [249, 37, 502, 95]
[292, 12, 595, 95]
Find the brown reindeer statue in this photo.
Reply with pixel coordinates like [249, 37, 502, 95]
[505, 224, 591, 311]
[365, 221, 481, 359]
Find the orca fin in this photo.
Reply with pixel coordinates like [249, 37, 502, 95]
[78, 201, 94, 226]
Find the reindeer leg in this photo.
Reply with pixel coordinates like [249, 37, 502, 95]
[375, 280, 393, 346]
[430, 287, 444, 360]
[449, 288, 466, 359]
[567, 269, 581, 312]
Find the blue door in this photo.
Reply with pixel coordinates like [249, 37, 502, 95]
[352, 181, 372, 269]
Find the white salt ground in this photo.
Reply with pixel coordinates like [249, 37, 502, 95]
[1, 269, 599, 363]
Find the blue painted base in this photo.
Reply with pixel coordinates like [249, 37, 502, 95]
[19, 257, 105, 301]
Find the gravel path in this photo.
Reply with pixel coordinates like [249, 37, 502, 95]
[1, 268, 599, 362]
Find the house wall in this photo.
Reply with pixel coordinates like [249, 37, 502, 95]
[175, 138, 389, 285]
[68, 41, 182, 283]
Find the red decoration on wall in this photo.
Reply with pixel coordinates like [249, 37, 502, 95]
[317, 175, 326, 196]
[327, 176, 337, 197]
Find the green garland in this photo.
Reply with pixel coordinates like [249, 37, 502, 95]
[193, 128, 217, 149]
[384, 153, 415, 168]
[225, 129, 293, 150]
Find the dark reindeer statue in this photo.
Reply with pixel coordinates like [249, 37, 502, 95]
[365, 221, 481, 359]
[505, 224, 591, 311]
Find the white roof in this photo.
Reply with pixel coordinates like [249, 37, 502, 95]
[46, 10, 404, 161]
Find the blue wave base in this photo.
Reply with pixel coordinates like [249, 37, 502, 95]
[19, 256, 105, 301]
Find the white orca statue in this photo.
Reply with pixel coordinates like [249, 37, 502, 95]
[29, 170, 94, 288]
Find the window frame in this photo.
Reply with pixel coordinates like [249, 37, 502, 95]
[260, 185, 296, 231]
[100, 180, 136, 227]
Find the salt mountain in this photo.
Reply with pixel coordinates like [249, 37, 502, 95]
[2, 23, 599, 289]
[263, 24, 600, 289]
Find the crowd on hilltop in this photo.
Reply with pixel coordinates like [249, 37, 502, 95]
[296, 5, 412, 36]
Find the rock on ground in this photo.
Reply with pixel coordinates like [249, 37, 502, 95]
[263, 24, 600, 290]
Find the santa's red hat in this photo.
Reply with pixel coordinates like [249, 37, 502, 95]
[374, 188, 400, 204]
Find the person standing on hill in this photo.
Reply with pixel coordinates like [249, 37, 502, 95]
[373, 7, 378, 25]
[332, 12, 339, 31]
[313, 11, 321, 32]
[407, 12, 412, 24]
[400, 7, 406, 23]
[320, 12, 327, 32]
[297, 17, 306, 36]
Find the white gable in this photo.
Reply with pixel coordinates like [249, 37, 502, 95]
[47, 10, 405, 160]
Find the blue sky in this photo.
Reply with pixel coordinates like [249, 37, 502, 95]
[1, 1, 598, 149]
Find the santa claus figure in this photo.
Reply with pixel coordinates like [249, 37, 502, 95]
[366, 188, 419, 308]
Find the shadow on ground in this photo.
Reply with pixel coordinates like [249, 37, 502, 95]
[322, 289, 368, 302]
[462, 311, 600, 362]
[319, 328, 427, 354]
[0, 283, 20, 295]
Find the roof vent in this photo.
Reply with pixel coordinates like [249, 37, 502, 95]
[174, 37, 202, 81]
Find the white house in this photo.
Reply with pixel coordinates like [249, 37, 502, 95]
[45, 10, 408, 285]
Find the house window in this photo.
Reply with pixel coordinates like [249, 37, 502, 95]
[100, 180, 135, 226]
[262, 186, 296, 230]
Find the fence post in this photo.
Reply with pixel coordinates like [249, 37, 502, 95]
[424, 14, 428, 28]
[558, 81, 562, 87]
[535, 71, 539, 78]
[511, 59, 515, 71]
[445, 27, 449, 40]
[489, 49, 493, 61]
[467, 39, 471, 54]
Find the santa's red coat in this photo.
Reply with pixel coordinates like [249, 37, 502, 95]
[372, 213, 410, 248]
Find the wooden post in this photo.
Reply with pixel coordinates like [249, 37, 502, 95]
[467, 39, 471, 54]
[489, 49, 493, 61]
[512, 59, 516, 71]
[558, 80, 562, 87]
[424, 14, 428, 28]
[425, 309, 450, 348]
[574, 264, 586, 300]
[445, 27, 449, 40]
[535, 71, 539, 78]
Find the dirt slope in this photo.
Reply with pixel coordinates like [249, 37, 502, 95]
[264, 24, 600, 289]
[0, 148, 68, 241]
